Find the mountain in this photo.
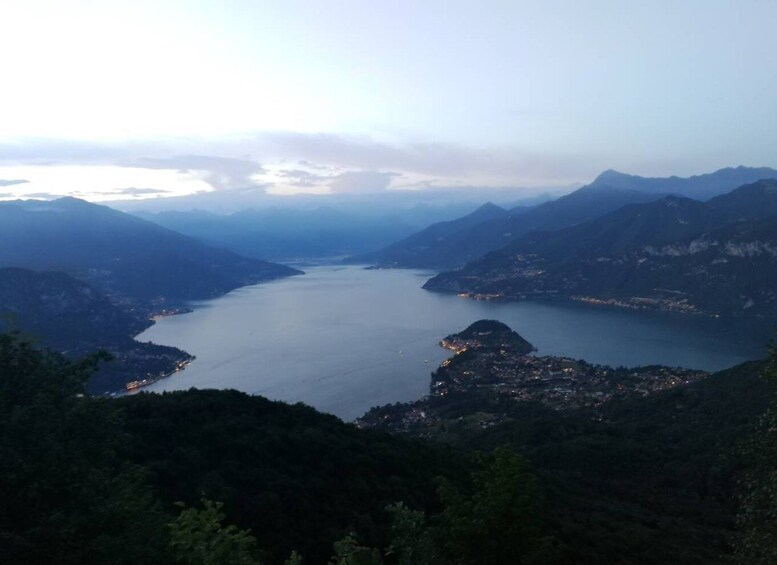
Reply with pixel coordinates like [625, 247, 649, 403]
[0, 197, 302, 307]
[360, 185, 670, 270]
[0, 268, 146, 346]
[348, 202, 510, 268]
[706, 177, 777, 219]
[359, 167, 777, 270]
[136, 206, 426, 262]
[589, 166, 777, 200]
[425, 180, 777, 318]
[0, 268, 190, 392]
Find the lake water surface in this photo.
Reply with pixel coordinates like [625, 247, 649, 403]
[138, 265, 769, 420]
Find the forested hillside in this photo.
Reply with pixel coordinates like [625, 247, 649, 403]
[2, 332, 776, 564]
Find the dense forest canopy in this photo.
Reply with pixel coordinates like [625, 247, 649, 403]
[1, 332, 776, 563]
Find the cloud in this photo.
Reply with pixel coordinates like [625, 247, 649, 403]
[278, 169, 319, 179]
[92, 186, 172, 197]
[117, 187, 171, 197]
[0, 133, 601, 191]
[276, 168, 400, 193]
[0, 192, 14, 198]
[120, 154, 266, 191]
[328, 170, 399, 194]
[297, 160, 332, 171]
[250, 132, 600, 186]
[0, 179, 29, 187]
[277, 168, 328, 188]
[22, 192, 61, 199]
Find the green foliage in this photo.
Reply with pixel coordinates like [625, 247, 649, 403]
[453, 359, 773, 564]
[283, 550, 304, 565]
[0, 331, 106, 409]
[436, 447, 562, 565]
[732, 347, 777, 563]
[118, 389, 466, 563]
[385, 502, 436, 565]
[2, 330, 772, 565]
[0, 333, 168, 565]
[169, 499, 261, 565]
[328, 534, 383, 565]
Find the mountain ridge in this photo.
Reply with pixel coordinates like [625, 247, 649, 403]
[359, 167, 777, 270]
[424, 179, 777, 318]
[0, 197, 302, 307]
[0, 267, 191, 393]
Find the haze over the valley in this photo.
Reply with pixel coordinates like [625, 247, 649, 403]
[1, 0, 776, 208]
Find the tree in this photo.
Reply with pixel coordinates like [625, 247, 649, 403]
[385, 502, 436, 565]
[168, 498, 259, 565]
[328, 534, 383, 565]
[0, 333, 168, 565]
[733, 347, 777, 563]
[436, 446, 562, 565]
[168, 499, 262, 565]
[284, 550, 304, 565]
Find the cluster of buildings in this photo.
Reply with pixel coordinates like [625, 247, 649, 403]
[358, 330, 708, 434]
[431, 348, 707, 411]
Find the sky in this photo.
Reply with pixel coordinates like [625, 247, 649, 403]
[1, 0, 776, 204]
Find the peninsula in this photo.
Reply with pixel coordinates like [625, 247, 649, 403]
[358, 320, 708, 436]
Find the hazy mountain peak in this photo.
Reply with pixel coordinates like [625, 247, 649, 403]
[592, 169, 631, 184]
[587, 166, 777, 199]
[50, 196, 98, 209]
[471, 202, 505, 215]
[660, 194, 697, 205]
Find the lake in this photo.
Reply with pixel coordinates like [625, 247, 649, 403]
[138, 265, 769, 420]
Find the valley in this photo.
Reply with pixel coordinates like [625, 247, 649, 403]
[4, 5, 777, 562]
[3, 168, 777, 564]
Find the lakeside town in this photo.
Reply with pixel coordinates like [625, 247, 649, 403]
[358, 320, 709, 435]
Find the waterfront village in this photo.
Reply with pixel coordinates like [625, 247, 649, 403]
[357, 319, 708, 435]
[123, 357, 193, 392]
[456, 291, 704, 316]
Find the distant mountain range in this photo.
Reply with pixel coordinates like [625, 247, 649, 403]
[588, 166, 777, 199]
[359, 166, 777, 270]
[0, 268, 190, 393]
[348, 202, 512, 268]
[0, 197, 301, 307]
[135, 206, 432, 262]
[425, 180, 777, 318]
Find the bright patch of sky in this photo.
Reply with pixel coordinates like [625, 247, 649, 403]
[1, 0, 776, 203]
[0, 166, 210, 201]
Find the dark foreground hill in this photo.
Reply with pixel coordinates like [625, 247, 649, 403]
[0, 197, 301, 307]
[1, 331, 775, 564]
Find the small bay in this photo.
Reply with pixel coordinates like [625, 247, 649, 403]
[138, 265, 768, 420]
